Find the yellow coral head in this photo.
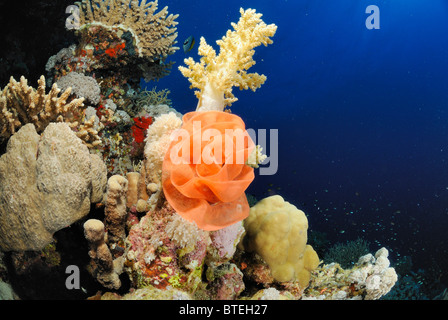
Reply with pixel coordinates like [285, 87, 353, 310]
[179, 8, 277, 112]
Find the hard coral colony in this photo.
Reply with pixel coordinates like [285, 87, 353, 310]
[0, 0, 400, 301]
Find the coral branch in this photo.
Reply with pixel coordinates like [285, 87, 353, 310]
[179, 8, 277, 111]
[0, 75, 85, 144]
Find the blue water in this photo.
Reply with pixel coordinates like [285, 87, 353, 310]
[148, 0, 448, 286]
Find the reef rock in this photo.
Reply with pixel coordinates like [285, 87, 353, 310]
[303, 247, 398, 300]
[0, 123, 107, 251]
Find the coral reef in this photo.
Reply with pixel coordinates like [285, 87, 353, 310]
[207, 221, 245, 268]
[46, 45, 77, 74]
[179, 8, 277, 112]
[124, 204, 207, 292]
[121, 201, 247, 299]
[203, 263, 245, 300]
[0, 4, 403, 302]
[0, 123, 107, 251]
[39, 0, 182, 176]
[52, 0, 179, 89]
[165, 214, 208, 249]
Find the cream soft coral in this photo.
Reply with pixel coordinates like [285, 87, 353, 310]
[179, 8, 277, 112]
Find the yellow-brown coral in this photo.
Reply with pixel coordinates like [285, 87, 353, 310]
[74, 115, 102, 148]
[75, 0, 179, 61]
[0, 75, 85, 144]
[84, 219, 123, 289]
[242, 195, 320, 288]
[179, 8, 277, 112]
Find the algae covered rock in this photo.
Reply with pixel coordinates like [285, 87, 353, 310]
[0, 123, 107, 251]
[303, 247, 398, 300]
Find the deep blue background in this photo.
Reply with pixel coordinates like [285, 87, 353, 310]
[145, 0, 448, 280]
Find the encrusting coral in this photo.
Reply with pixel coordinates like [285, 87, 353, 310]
[123, 201, 248, 299]
[75, 0, 179, 62]
[303, 247, 398, 300]
[0, 123, 107, 251]
[0, 75, 85, 144]
[179, 8, 277, 112]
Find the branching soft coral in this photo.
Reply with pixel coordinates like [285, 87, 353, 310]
[179, 8, 277, 112]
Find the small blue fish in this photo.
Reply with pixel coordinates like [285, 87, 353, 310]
[183, 36, 195, 53]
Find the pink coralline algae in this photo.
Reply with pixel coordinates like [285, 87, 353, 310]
[124, 205, 207, 292]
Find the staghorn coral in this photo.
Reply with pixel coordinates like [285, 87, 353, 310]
[0, 75, 85, 144]
[179, 8, 277, 112]
[75, 0, 179, 61]
[0, 123, 107, 251]
[75, 114, 102, 148]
